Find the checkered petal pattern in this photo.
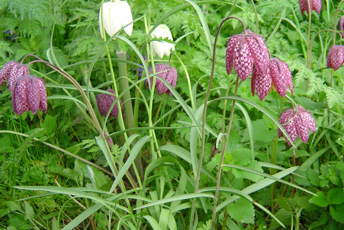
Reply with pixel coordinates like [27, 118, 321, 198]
[299, 0, 322, 15]
[97, 88, 122, 119]
[225, 29, 269, 81]
[278, 105, 316, 145]
[0, 61, 18, 86]
[12, 75, 47, 115]
[8, 64, 30, 93]
[270, 58, 293, 98]
[146, 64, 177, 96]
[251, 66, 272, 101]
[327, 45, 344, 71]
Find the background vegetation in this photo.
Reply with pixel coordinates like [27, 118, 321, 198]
[0, 0, 343, 229]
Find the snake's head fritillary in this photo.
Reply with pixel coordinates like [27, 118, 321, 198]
[0, 61, 19, 86]
[226, 29, 269, 81]
[8, 64, 30, 93]
[278, 105, 316, 145]
[146, 63, 177, 96]
[338, 16, 344, 38]
[269, 58, 293, 98]
[97, 88, 122, 119]
[327, 45, 344, 71]
[12, 75, 47, 115]
[299, 0, 322, 15]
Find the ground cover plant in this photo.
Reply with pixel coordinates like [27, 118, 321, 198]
[0, 0, 344, 229]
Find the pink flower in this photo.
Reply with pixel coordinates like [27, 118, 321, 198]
[226, 29, 269, 81]
[251, 58, 293, 100]
[327, 45, 344, 71]
[8, 64, 30, 93]
[0, 61, 19, 86]
[299, 0, 322, 15]
[97, 89, 122, 118]
[12, 75, 47, 115]
[146, 63, 177, 96]
[278, 105, 316, 145]
[338, 16, 344, 38]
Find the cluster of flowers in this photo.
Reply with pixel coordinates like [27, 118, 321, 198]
[0, 61, 47, 115]
[224, 0, 328, 145]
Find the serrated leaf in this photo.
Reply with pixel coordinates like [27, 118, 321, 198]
[330, 203, 344, 224]
[231, 148, 252, 166]
[310, 191, 328, 207]
[227, 198, 255, 224]
[232, 161, 264, 182]
[24, 202, 34, 220]
[328, 188, 344, 205]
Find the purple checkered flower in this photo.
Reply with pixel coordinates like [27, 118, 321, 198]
[12, 75, 47, 115]
[327, 45, 344, 71]
[146, 64, 177, 96]
[226, 29, 269, 81]
[0, 61, 19, 86]
[299, 0, 322, 15]
[251, 58, 293, 100]
[278, 105, 316, 145]
[8, 64, 31, 93]
[338, 16, 344, 38]
[269, 58, 293, 98]
[97, 89, 122, 118]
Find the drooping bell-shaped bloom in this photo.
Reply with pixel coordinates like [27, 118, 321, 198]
[0, 61, 19, 86]
[299, 0, 322, 15]
[8, 64, 30, 93]
[278, 105, 316, 145]
[327, 45, 344, 71]
[269, 58, 293, 98]
[12, 75, 47, 115]
[338, 16, 344, 38]
[150, 24, 175, 58]
[226, 29, 269, 82]
[97, 89, 122, 118]
[146, 64, 177, 96]
[251, 58, 293, 100]
[99, 0, 133, 38]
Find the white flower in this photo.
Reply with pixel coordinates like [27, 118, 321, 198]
[99, 0, 133, 38]
[150, 24, 175, 58]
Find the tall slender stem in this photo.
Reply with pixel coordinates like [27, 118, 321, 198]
[189, 16, 246, 230]
[210, 77, 239, 230]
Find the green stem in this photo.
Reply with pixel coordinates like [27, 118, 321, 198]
[154, 94, 166, 123]
[210, 77, 239, 230]
[189, 16, 246, 230]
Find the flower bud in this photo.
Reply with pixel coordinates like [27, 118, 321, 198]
[97, 89, 122, 118]
[327, 45, 344, 71]
[299, 0, 322, 15]
[8, 64, 30, 93]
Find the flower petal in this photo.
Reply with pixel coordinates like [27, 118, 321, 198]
[234, 39, 253, 81]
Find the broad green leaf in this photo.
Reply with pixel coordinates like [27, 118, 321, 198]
[330, 204, 344, 224]
[227, 198, 254, 224]
[241, 119, 276, 143]
[310, 191, 328, 207]
[328, 188, 344, 205]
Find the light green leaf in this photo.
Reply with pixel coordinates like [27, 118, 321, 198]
[227, 198, 254, 224]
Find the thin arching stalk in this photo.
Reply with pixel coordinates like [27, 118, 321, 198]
[189, 16, 246, 230]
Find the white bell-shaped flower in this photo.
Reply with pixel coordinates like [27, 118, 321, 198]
[99, 0, 133, 38]
[150, 24, 175, 58]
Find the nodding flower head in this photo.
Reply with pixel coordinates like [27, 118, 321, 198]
[146, 63, 177, 96]
[12, 75, 47, 115]
[299, 0, 322, 15]
[97, 89, 122, 119]
[327, 45, 344, 71]
[278, 105, 316, 145]
[338, 16, 344, 38]
[226, 29, 269, 82]
[99, 0, 133, 38]
[8, 64, 31, 93]
[150, 24, 175, 58]
[251, 58, 293, 100]
[0, 61, 19, 86]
